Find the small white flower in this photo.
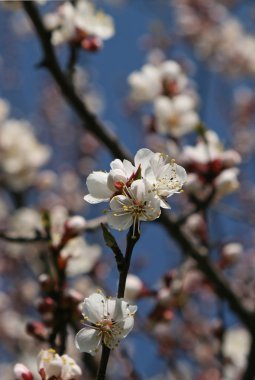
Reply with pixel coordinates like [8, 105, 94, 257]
[61, 355, 82, 380]
[0, 119, 51, 190]
[107, 179, 161, 234]
[214, 168, 240, 196]
[128, 64, 162, 103]
[154, 94, 199, 137]
[37, 350, 81, 380]
[136, 148, 187, 208]
[124, 274, 144, 301]
[37, 349, 62, 380]
[14, 363, 33, 380]
[45, 0, 114, 46]
[75, 291, 137, 354]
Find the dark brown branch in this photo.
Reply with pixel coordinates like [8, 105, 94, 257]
[0, 231, 48, 243]
[22, 0, 255, 335]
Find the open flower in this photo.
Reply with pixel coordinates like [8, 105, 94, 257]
[84, 148, 187, 231]
[137, 149, 187, 208]
[44, 0, 114, 49]
[75, 291, 137, 355]
[154, 94, 199, 137]
[37, 349, 81, 380]
[107, 179, 161, 234]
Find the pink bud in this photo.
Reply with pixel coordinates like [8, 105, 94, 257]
[65, 216, 87, 235]
[81, 36, 103, 52]
[14, 363, 33, 380]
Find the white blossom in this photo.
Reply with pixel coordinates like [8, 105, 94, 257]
[107, 179, 161, 234]
[37, 349, 81, 380]
[84, 148, 187, 231]
[214, 168, 240, 196]
[154, 95, 199, 137]
[45, 0, 115, 47]
[128, 64, 162, 103]
[13, 363, 33, 380]
[124, 274, 144, 301]
[75, 291, 137, 354]
[0, 119, 51, 190]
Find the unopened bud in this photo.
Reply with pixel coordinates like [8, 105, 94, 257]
[124, 274, 144, 301]
[81, 36, 103, 52]
[26, 322, 47, 340]
[36, 297, 55, 314]
[65, 216, 87, 235]
[14, 363, 33, 380]
[220, 243, 243, 267]
[39, 274, 53, 292]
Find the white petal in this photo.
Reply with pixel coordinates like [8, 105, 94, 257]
[82, 292, 107, 322]
[107, 213, 133, 231]
[176, 164, 187, 184]
[84, 194, 108, 204]
[85, 171, 112, 202]
[75, 327, 102, 355]
[116, 315, 135, 338]
[160, 199, 171, 209]
[130, 179, 146, 201]
[110, 159, 124, 171]
[173, 94, 196, 113]
[134, 148, 154, 171]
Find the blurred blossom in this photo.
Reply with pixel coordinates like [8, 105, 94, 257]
[14, 363, 33, 380]
[124, 274, 144, 301]
[128, 59, 199, 137]
[182, 130, 241, 199]
[128, 59, 194, 103]
[0, 104, 51, 190]
[174, 0, 255, 76]
[222, 327, 250, 374]
[44, 0, 115, 50]
[220, 242, 243, 267]
[9, 206, 101, 275]
[154, 94, 199, 137]
[37, 349, 81, 380]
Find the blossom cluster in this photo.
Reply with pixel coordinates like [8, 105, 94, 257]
[182, 130, 241, 199]
[75, 291, 137, 354]
[14, 349, 81, 380]
[174, 0, 255, 76]
[44, 0, 115, 51]
[84, 148, 187, 233]
[0, 98, 51, 191]
[128, 59, 199, 137]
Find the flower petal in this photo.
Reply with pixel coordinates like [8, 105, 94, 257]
[107, 213, 133, 231]
[82, 292, 107, 322]
[85, 171, 112, 202]
[75, 327, 102, 355]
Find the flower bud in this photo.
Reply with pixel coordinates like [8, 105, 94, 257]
[36, 297, 55, 314]
[124, 274, 144, 301]
[220, 242, 243, 267]
[26, 321, 47, 340]
[81, 36, 103, 52]
[14, 363, 33, 380]
[39, 274, 54, 292]
[65, 216, 87, 235]
[37, 349, 62, 380]
[61, 354, 82, 380]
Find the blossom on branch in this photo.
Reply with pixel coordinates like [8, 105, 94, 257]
[75, 291, 137, 354]
[84, 148, 187, 232]
[44, 0, 115, 51]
